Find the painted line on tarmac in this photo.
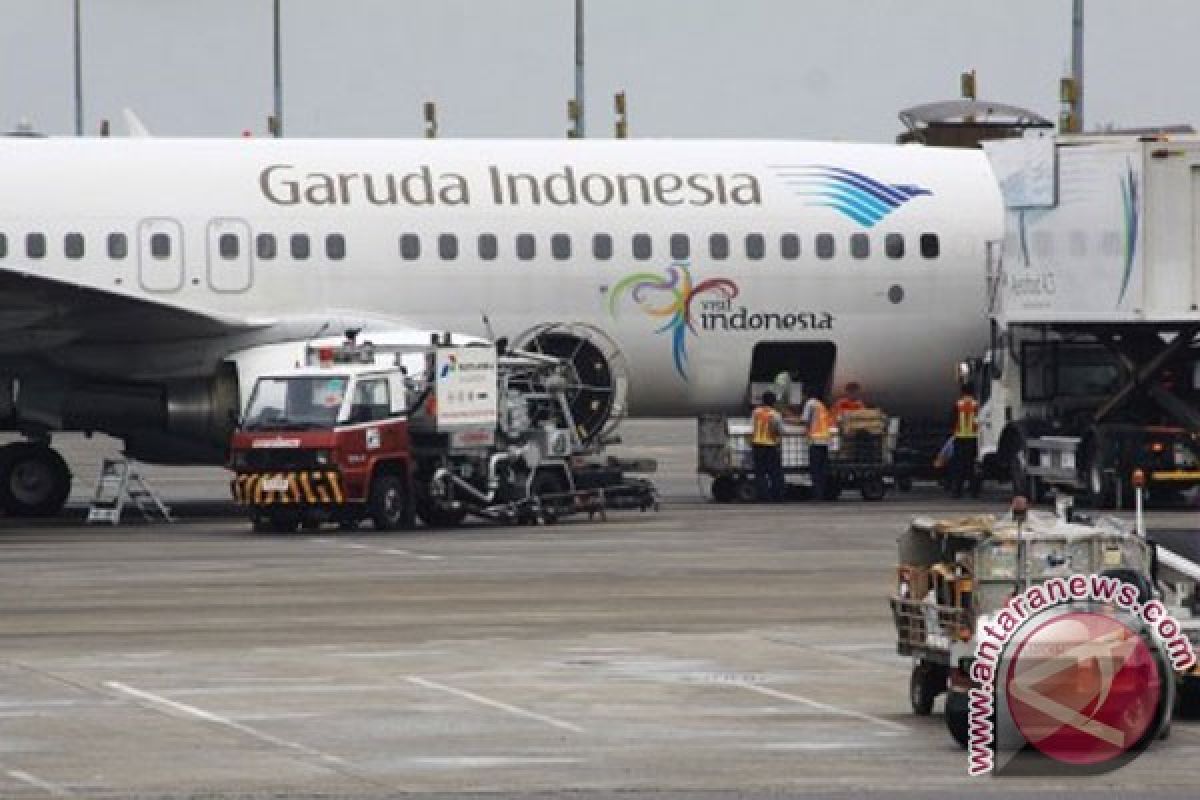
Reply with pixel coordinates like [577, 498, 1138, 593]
[732, 681, 910, 734]
[309, 537, 444, 561]
[406, 676, 585, 734]
[104, 681, 348, 766]
[5, 769, 73, 797]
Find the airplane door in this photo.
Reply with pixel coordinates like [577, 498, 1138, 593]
[137, 218, 185, 293]
[206, 218, 253, 293]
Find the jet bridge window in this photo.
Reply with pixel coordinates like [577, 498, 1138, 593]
[399, 233, 420, 261]
[26, 232, 46, 259]
[850, 233, 869, 260]
[326, 233, 346, 260]
[670, 233, 690, 261]
[64, 232, 85, 260]
[709, 233, 729, 260]
[920, 233, 940, 259]
[592, 233, 613, 260]
[632, 233, 653, 261]
[290, 234, 310, 260]
[745, 233, 765, 260]
[780, 234, 800, 260]
[551, 233, 571, 260]
[516, 233, 536, 260]
[108, 233, 128, 259]
[218, 233, 239, 260]
[438, 234, 458, 260]
[478, 233, 498, 261]
[885, 233, 905, 259]
[815, 233, 835, 260]
[256, 233, 276, 260]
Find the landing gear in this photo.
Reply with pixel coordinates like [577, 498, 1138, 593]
[0, 442, 72, 517]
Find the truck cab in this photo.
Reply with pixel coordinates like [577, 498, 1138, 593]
[230, 343, 414, 532]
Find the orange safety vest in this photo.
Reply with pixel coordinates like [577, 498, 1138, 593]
[955, 396, 979, 438]
[833, 397, 865, 419]
[751, 406, 781, 446]
[807, 400, 832, 445]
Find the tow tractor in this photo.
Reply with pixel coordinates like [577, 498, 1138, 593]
[229, 332, 657, 532]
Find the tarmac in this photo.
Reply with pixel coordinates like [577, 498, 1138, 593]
[0, 421, 1198, 799]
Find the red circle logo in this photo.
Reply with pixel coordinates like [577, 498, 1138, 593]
[1004, 610, 1163, 766]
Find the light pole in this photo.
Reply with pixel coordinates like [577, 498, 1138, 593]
[73, 0, 83, 135]
[572, 0, 584, 138]
[272, 0, 283, 137]
[1070, 0, 1084, 132]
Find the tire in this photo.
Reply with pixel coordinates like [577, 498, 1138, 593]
[909, 663, 944, 716]
[860, 474, 886, 502]
[822, 477, 842, 502]
[735, 479, 758, 503]
[944, 690, 971, 749]
[530, 469, 570, 521]
[415, 493, 467, 528]
[1177, 678, 1200, 719]
[897, 476, 914, 493]
[267, 513, 299, 533]
[710, 475, 737, 503]
[0, 443, 72, 518]
[368, 473, 407, 531]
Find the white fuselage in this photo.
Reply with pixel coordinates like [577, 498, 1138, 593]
[0, 137, 1002, 423]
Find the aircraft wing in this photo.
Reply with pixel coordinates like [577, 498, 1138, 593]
[0, 269, 264, 353]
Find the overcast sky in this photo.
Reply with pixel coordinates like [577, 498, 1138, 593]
[0, 0, 1196, 141]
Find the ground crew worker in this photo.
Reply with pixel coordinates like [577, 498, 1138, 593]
[751, 390, 786, 501]
[950, 385, 980, 498]
[832, 381, 866, 420]
[802, 389, 833, 501]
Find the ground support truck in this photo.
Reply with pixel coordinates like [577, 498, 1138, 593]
[229, 333, 657, 532]
[965, 133, 1200, 508]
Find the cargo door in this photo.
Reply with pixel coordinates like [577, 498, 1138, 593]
[137, 218, 185, 293]
[748, 341, 835, 407]
[206, 218, 253, 293]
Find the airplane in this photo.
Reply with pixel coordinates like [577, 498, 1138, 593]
[0, 135, 1003, 517]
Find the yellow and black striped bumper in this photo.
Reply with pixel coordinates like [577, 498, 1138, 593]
[232, 471, 346, 506]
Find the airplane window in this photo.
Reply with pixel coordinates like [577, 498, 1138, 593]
[632, 233, 652, 261]
[439, 234, 458, 260]
[815, 233, 835, 260]
[64, 232, 85, 260]
[885, 233, 905, 259]
[399, 234, 420, 261]
[516, 233, 536, 260]
[592, 233, 613, 260]
[780, 234, 800, 260]
[745, 233, 765, 260]
[0, 233, 6, 258]
[256, 233, 276, 260]
[478, 233, 498, 261]
[551, 233, 571, 260]
[150, 233, 171, 260]
[26, 232, 46, 259]
[709, 233, 729, 260]
[920, 233, 940, 259]
[326, 233, 346, 261]
[290, 233, 310, 260]
[219, 233, 240, 260]
[850, 233, 869, 260]
[108, 233, 128, 260]
[670, 233, 690, 261]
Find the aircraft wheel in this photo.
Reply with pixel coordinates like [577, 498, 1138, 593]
[0, 443, 72, 517]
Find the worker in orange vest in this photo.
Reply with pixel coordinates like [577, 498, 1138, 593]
[832, 381, 866, 420]
[802, 388, 833, 501]
[949, 385, 980, 498]
[751, 390, 786, 501]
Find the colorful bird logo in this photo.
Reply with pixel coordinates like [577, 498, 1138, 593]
[608, 263, 738, 380]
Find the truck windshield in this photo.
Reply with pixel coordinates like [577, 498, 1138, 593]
[243, 376, 348, 430]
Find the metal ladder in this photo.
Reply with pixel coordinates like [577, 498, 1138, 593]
[86, 458, 174, 525]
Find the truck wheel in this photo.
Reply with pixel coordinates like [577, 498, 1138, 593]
[735, 479, 757, 503]
[910, 663, 944, 716]
[944, 689, 971, 749]
[860, 474, 886, 502]
[531, 469, 569, 521]
[267, 513, 299, 533]
[711, 476, 737, 503]
[368, 474, 407, 531]
[415, 495, 467, 528]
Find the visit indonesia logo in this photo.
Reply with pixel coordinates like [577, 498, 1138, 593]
[607, 263, 833, 381]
